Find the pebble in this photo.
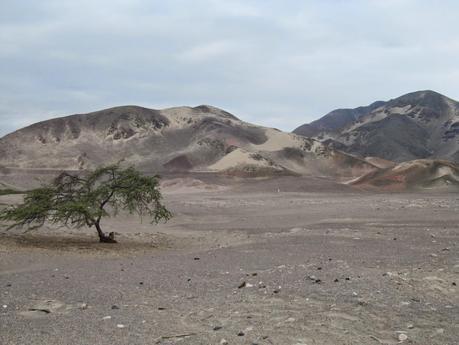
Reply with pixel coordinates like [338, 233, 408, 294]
[398, 333, 408, 341]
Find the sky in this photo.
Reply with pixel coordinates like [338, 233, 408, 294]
[1, 0, 459, 136]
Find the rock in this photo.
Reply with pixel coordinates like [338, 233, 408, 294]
[213, 326, 222, 331]
[334, 279, 339, 282]
[237, 331, 245, 336]
[238, 281, 246, 289]
[407, 323, 414, 329]
[398, 333, 408, 341]
[2, 305, 7, 309]
[194, 257, 200, 261]
[102, 316, 112, 320]
[111, 305, 120, 310]
[220, 339, 228, 345]
[116, 324, 125, 329]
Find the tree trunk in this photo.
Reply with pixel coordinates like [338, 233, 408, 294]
[95, 221, 117, 243]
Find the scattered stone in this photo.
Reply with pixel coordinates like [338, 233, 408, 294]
[2, 305, 7, 309]
[78, 303, 88, 310]
[334, 279, 339, 282]
[251, 273, 258, 276]
[407, 323, 414, 329]
[102, 315, 112, 320]
[307, 275, 317, 281]
[430, 253, 438, 258]
[352, 292, 358, 296]
[317, 267, 322, 270]
[452, 282, 456, 286]
[116, 324, 125, 329]
[213, 326, 222, 331]
[398, 333, 408, 341]
[158, 307, 166, 310]
[273, 289, 280, 294]
[139, 282, 144, 285]
[246, 283, 254, 288]
[237, 331, 245, 336]
[238, 281, 246, 289]
[442, 247, 450, 251]
[345, 277, 351, 281]
[6, 283, 11, 287]
[111, 305, 120, 310]
[194, 257, 200, 261]
[220, 339, 228, 345]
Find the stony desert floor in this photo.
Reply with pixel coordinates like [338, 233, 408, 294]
[0, 176, 458, 345]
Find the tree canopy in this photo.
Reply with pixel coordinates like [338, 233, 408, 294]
[0, 164, 172, 242]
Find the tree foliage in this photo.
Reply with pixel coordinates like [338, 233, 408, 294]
[0, 164, 172, 242]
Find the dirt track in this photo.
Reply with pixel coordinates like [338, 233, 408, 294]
[1, 177, 458, 345]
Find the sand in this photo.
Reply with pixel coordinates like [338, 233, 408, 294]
[0, 175, 458, 345]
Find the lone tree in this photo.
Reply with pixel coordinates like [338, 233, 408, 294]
[0, 164, 172, 243]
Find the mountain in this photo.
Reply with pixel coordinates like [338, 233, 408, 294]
[293, 90, 459, 163]
[0, 105, 376, 179]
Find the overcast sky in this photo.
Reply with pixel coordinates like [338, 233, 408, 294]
[1, 0, 458, 136]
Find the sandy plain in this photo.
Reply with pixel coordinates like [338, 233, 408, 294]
[0, 174, 458, 345]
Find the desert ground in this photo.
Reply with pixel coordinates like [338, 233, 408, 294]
[0, 174, 458, 345]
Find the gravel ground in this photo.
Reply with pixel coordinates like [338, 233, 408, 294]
[0, 178, 458, 345]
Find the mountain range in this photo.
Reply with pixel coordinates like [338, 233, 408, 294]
[0, 90, 458, 190]
[0, 105, 374, 179]
[293, 90, 459, 163]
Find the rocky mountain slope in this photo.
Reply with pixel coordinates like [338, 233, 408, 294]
[293, 90, 459, 162]
[0, 105, 375, 178]
[348, 159, 459, 191]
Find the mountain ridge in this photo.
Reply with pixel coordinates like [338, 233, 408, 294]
[293, 90, 459, 162]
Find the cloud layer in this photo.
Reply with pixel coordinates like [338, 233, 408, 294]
[1, 0, 459, 136]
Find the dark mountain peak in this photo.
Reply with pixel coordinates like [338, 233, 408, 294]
[389, 90, 455, 109]
[293, 90, 459, 162]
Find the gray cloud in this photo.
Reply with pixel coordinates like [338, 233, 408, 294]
[1, 0, 459, 136]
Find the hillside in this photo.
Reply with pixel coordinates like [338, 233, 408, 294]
[0, 105, 376, 178]
[293, 90, 459, 162]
